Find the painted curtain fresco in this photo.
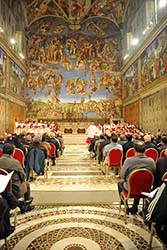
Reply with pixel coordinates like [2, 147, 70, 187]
[123, 60, 138, 98]
[26, 15, 122, 121]
[9, 60, 25, 96]
[141, 26, 167, 87]
[0, 48, 6, 87]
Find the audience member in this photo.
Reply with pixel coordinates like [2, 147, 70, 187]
[154, 148, 167, 188]
[158, 135, 167, 153]
[118, 134, 127, 146]
[0, 143, 33, 213]
[144, 134, 158, 150]
[103, 133, 123, 161]
[118, 141, 156, 215]
[122, 134, 134, 162]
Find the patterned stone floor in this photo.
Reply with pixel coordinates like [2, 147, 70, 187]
[0, 205, 163, 250]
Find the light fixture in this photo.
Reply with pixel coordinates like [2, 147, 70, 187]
[124, 54, 129, 60]
[10, 38, 16, 45]
[132, 38, 139, 46]
[19, 53, 25, 59]
[0, 27, 4, 33]
[159, 0, 167, 8]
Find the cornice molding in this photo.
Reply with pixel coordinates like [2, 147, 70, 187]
[0, 89, 26, 106]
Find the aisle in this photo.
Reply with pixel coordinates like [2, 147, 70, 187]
[30, 144, 119, 205]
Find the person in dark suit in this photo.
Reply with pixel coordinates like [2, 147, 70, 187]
[122, 134, 134, 162]
[0, 143, 33, 213]
[98, 134, 111, 164]
[144, 134, 158, 150]
[154, 148, 167, 188]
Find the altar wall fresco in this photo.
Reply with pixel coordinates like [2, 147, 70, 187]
[26, 17, 122, 122]
[25, 0, 126, 122]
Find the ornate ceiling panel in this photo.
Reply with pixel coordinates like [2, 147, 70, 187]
[25, 0, 128, 33]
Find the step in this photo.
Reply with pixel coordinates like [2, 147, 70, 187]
[31, 174, 119, 205]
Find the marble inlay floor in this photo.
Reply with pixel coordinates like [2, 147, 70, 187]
[0, 205, 163, 250]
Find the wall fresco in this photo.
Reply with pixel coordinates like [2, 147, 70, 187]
[9, 60, 25, 96]
[141, 26, 167, 87]
[0, 48, 7, 87]
[26, 16, 122, 121]
[123, 60, 138, 98]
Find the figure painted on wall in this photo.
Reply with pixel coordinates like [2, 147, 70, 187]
[9, 61, 25, 96]
[124, 61, 138, 98]
[68, 0, 85, 18]
[0, 49, 6, 87]
[141, 26, 167, 87]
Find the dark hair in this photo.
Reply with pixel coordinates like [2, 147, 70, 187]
[162, 136, 167, 145]
[3, 143, 15, 155]
[134, 141, 145, 153]
[111, 133, 118, 143]
[125, 134, 132, 141]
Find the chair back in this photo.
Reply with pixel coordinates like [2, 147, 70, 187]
[160, 149, 166, 158]
[13, 148, 25, 167]
[0, 168, 12, 192]
[49, 143, 56, 156]
[126, 148, 135, 158]
[128, 168, 154, 198]
[162, 171, 167, 181]
[108, 148, 123, 168]
[0, 149, 3, 157]
[144, 148, 158, 162]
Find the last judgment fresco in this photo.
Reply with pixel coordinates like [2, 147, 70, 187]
[25, 0, 126, 121]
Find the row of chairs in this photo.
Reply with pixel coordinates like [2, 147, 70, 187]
[0, 143, 57, 181]
[126, 147, 166, 162]
[101, 147, 166, 175]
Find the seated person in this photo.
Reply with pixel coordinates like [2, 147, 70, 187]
[0, 194, 15, 239]
[118, 141, 156, 215]
[144, 180, 167, 247]
[154, 148, 167, 188]
[0, 143, 33, 213]
[26, 137, 48, 177]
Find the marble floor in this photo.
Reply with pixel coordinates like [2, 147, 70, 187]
[0, 135, 164, 249]
[0, 205, 163, 250]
